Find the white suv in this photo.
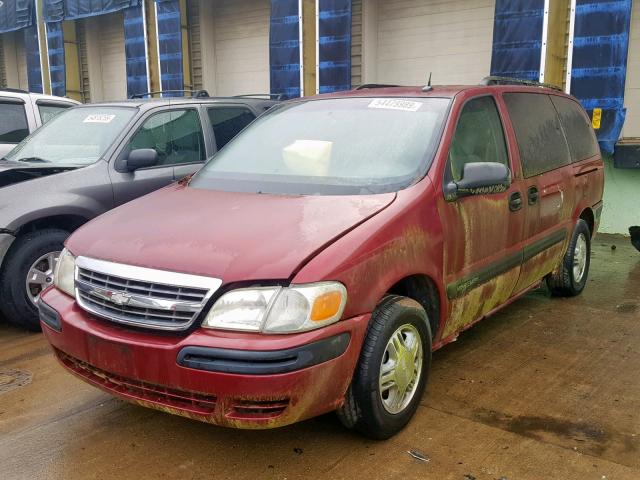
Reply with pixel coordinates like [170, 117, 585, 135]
[0, 88, 79, 158]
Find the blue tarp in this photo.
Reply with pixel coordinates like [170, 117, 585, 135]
[317, 0, 351, 93]
[0, 0, 34, 34]
[155, 0, 183, 95]
[47, 21, 65, 96]
[570, 0, 632, 154]
[490, 0, 545, 81]
[124, 5, 148, 98]
[43, 0, 140, 22]
[24, 25, 42, 93]
[270, 0, 301, 99]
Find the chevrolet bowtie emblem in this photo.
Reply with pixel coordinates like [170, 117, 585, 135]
[108, 291, 132, 306]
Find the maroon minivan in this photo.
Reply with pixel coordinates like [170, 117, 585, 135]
[40, 80, 603, 439]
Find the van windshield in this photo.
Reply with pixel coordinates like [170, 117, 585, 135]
[190, 97, 450, 195]
[4, 107, 136, 166]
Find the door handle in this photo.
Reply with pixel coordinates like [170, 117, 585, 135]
[509, 192, 523, 212]
[528, 186, 539, 205]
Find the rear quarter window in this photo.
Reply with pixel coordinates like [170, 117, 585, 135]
[0, 102, 29, 143]
[549, 95, 600, 162]
[503, 93, 571, 178]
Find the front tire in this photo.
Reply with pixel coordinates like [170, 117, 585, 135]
[547, 219, 591, 297]
[337, 295, 432, 439]
[0, 229, 68, 331]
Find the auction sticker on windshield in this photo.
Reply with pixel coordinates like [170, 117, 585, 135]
[83, 114, 116, 123]
[368, 99, 422, 112]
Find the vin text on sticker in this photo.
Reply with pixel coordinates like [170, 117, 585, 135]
[83, 114, 116, 124]
[368, 99, 422, 112]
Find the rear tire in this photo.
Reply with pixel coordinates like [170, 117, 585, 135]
[0, 229, 68, 331]
[337, 295, 432, 439]
[547, 219, 591, 297]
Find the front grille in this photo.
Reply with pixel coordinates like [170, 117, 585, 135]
[56, 350, 217, 415]
[74, 256, 221, 331]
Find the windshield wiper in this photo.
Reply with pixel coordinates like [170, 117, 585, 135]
[16, 157, 51, 164]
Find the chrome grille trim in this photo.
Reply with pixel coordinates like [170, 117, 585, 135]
[74, 256, 222, 331]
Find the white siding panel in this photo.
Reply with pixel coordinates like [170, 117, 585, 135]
[373, 0, 496, 85]
[623, 0, 640, 139]
[212, 0, 270, 96]
[100, 12, 127, 101]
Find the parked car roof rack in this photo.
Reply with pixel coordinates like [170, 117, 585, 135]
[232, 93, 285, 100]
[354, 84, 401, 90]
[130, 89, 210, 99]
[480, 76, 564, 92]
[0, 87, 30, 94]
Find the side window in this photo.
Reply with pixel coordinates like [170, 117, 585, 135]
[448, 96, 509, 182]
[0, 102, 29, 143]
[208, 107, 256, 150]
[549, 95, 600, 162]
[127, 109, 206, 166]
[38, 103, 73, 125]
[504, 93, 571, 177]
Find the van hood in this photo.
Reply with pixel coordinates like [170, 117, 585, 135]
[67, 183, 396, 283]
[0, 160, 78, 188]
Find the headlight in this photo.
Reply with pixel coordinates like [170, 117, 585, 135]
[54, 248, 76, 298]
[202, 282, 347, 334]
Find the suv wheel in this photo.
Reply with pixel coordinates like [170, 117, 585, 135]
[0, 229, 68, 331]
[547, 219, 591, 297]
[337, 295, 432, 439]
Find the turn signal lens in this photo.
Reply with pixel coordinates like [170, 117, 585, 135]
[310, 291, 343, 321]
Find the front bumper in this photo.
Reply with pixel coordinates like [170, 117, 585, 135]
[40, 287, 370, 429]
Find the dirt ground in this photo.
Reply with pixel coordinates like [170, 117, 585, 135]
[1, 234, 639, 480]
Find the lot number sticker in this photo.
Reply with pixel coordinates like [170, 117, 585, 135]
[368, 99, 422, 112]
[84, 114, 116, 124]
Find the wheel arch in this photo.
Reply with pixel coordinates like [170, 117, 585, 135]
[579, 207, 595, 237]
[385, 274, 442, 340]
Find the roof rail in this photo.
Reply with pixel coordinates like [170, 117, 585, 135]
[0, 87, 30, 94]
[129, 89, 210, 99]
[354, 83, 401, 90]
[480, 76, 564, 92]
[232, 93, 284, 101]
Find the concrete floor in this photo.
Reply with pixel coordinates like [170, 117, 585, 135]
[1, 235, 639, 480]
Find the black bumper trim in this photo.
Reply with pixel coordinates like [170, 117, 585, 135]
[39, 300, 62, 332]
[177, 332, 351, 375]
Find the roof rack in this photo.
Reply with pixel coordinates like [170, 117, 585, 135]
[129, 89, 210, 99]
[232, 93, 284, 101]
[354, 83, 401, 90]
[0, 87, 30, 94]
[480, 76, 563, 92]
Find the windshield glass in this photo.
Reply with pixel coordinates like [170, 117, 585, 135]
[5, 107, 137, 165]
[190, 97, 450, 195]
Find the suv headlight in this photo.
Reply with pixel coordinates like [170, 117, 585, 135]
[202, 282, 347, 334]
[54, 248, 76, 298]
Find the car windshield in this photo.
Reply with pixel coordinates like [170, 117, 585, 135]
[4, 106, 137, 165]
[190, 97, 450, 195]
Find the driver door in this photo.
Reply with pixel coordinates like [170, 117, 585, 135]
[110, 108, 207, 205]
[437, 95, 526, 340]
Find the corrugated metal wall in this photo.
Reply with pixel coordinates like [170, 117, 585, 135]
[16, 34, 29, 90]
[212, 0, 270, 96]
[98, 12, 127, 100]
[0, 37, 6, 87]
[351, 0, 362, 87]
[187, 0, 202, 91]
[374, 0, 495, 85]
[77, 20, 91, 102]
[623, 0, 639, 139]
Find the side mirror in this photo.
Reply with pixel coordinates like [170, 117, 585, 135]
[444, 162, 511, 201]
[126, 149, 158, 171]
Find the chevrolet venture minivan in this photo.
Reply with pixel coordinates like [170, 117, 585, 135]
[41, 79, 604, 439]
